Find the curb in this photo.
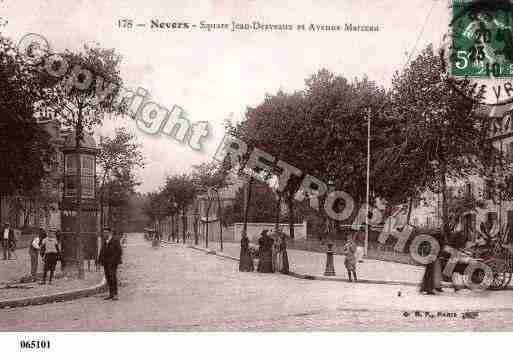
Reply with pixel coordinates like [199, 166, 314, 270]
[0, 277, 107, 310]
[186, 245, 426, 287]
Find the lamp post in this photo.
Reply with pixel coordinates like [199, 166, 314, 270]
[324, 180, 336, 276]
[365, 107, 371, 257]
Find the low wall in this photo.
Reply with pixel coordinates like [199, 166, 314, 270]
[233, 221, 307, 243]
[284, 237, 421, 266]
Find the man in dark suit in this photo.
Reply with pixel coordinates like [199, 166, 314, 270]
[2, 222, 16, 260]
[98, 227, 122, 300]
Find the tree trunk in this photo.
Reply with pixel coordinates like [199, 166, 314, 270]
[239, 177, 254, 272]
[182, 208, 187, 244]
[100, 193, 104, 232]
[440, 166, 449, 243]
[194, 216, 199, 245]
[218, 196, 223, 252]
[205, 201, 211, 248]
[287, 196, 295, 239]
[170, 214, 175, 242]
[406, 196, 413, 225]
[275, 195, 281, 232]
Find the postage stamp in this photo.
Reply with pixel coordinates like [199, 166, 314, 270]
[445, 0, 513, 104]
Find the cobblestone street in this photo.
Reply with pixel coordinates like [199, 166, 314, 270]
[1, 234, 513, 331]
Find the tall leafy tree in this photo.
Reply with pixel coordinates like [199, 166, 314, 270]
[374, 45, 496, 239]
[0, 35, 56, 222]
[162, 174, 196, 243]
[98, 127, 145, 229]
[103, 167, 141, 230]
[239, 70, 389, 238]
[50, 44, 125, 278]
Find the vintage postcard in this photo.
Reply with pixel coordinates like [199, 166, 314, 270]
[1, 0, 512, 355]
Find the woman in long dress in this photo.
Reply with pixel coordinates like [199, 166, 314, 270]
[257, 230, 274, 273]
[420, 232, 444, 294]
[278, 231, 289, 274]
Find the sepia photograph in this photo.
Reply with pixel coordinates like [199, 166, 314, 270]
[1, 0, 513, 356]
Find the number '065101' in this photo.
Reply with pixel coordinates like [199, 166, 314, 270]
[20, 340, 50, 349]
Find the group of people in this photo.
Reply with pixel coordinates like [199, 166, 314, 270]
[252, 228, 361, 282]
[2, 221, 123, 300]
[2, 222, 62, 284]
[256, 229, 289, 274]
[30, 227, 62, 284]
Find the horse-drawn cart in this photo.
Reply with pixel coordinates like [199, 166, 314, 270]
[440, 229, 513, 290]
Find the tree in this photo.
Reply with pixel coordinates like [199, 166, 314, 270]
[0, 35, 57, 222]
[162, 174, 196, 243]
[239, 70, 389, 238]
[48, 44, 125, 278]
[142, 191, 167, 233]
[191, 161, 230, 244]
[375, 45, 496, 240]
[223, 183, 284, 225]
[191, 161, 230, 189]
[103, 167, 141, 230]
[97, 127, 145, 230]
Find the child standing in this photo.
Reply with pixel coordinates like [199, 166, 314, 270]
[40, 228, 61, 285]
[344, 236, 358, 282]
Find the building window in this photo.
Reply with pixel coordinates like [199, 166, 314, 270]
[487, 211, 498, 225]
[484, 180, 494, 200]
[507, 142, 513, 163]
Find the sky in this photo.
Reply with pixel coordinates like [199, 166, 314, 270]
[1, 0, 450, 192]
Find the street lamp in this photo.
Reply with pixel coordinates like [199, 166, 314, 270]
[324, 179, 336, 276]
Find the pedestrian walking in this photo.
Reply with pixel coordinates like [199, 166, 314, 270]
[29, 228, 45, 281]
[40, 228, 61, 285]
[98, 227, 122, 300]
[343, 236, 358, 282]
[2, 222, 16, 260]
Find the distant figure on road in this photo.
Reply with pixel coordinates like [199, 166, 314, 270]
[29, 228, 45, 281]
[343, 237, 358, 282]
[121, 232, 128, 247]
[2, 222, 16, 260]
[99, 227, 123, 300]
[40, 228, 61, 285]
[257, 230, 274, 273]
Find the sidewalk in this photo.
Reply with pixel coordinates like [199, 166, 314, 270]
[187, 241, 424, 286]
[0, 247, 103, 303]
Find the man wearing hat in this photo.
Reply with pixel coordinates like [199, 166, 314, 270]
[2, 222, 16, 260]
[98, 227, 122, 300]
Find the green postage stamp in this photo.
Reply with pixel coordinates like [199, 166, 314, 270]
[451, 0, 513, 78]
